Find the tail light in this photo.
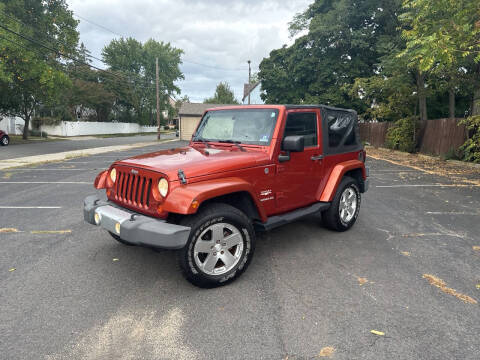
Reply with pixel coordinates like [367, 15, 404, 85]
[358, 150, 366, 162]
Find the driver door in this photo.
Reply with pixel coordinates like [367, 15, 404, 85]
[275, 109, 323, 212]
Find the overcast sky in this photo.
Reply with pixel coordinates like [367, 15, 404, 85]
[67, 0, 311, 103]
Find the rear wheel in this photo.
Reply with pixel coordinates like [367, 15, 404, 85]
[322, 176, 361, 231]
[178, 203, 255, 288]
[1, 136, 9, 146]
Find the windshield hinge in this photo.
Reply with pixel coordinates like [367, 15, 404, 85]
[178, 169, 187, 185]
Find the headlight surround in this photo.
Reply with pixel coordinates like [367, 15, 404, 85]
[158, 178, 168, 197]
[110, 168, 117, 183]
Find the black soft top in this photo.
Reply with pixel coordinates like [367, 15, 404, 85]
[285, 104, 362, 156]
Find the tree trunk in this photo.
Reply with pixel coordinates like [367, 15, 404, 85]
[22, 114, 30, 140]
[473, 64, 480, 116]
[416, 70, 428, 121]
[449, 88, 455, 120]
[473, 87, 480, 116]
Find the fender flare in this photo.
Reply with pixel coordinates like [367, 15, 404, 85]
[163, 177, 267, 222]
[94, 170, 108, 189]
[318, 160, 366, 202]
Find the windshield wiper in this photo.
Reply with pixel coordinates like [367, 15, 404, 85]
[217, 140, 246, 152]
[193, 136, 211, 148]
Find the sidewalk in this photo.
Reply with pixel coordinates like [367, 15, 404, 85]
[0, 139, 178, 170]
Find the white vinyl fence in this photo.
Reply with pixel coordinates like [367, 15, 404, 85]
[0, 118, 159, 137]
[0, 117, 25, 135]
[41, 121, 158, 137]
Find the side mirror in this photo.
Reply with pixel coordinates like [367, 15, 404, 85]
[282, 135, 304, 152]
[279, 135, 304, 162]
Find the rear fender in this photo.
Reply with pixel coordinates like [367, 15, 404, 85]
[163, 177, 267, 222]
[318, 160, 366, 202]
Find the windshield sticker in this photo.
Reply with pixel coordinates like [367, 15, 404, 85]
[271, 112, 276, 118]
[260, 135, 269, 142]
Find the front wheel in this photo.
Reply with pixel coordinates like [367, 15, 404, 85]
[322, 176, 361, 232]
[178, 203, 255, 288]
[1, 136, 9, 146]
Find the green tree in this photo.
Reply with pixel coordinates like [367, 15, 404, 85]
[204, 82, 239, 104]
[102, 37, 184, 125]
[399, 0, 480, 115]
[259, 0, 403, 110]
[0, 1, 78, 138]
[399, 0, 480, 160]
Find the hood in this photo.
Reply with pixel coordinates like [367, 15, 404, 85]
[116, 146, 270, 181]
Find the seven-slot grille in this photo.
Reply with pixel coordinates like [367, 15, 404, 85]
[115, 169, 153, 208]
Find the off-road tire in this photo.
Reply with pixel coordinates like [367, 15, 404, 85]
[178, 203, 255, 288]
[322, 176, 361, 232]
[108, 231, 135, 246]
[1, 135, 9, 146]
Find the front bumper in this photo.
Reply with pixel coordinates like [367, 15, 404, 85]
[83, 195, 190, 249]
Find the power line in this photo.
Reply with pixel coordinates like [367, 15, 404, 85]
[73, 12, 248, 72]
[74, 13, 124, 38]
[0, 22, 157, 92]
[0, 10, 162, 90]
[0, 10, 115, 70]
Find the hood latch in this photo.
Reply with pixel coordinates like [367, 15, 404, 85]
[178, 169, 187, 185]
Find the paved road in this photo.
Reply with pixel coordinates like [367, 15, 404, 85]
[0, 133, 176, 160]
[1, 143, 479, 359]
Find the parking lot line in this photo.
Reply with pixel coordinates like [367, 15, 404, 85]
[376, 184, 476, 188]
[2, 168, 99, 171]
[0, 206, 62, 209]
[0, 181, 91, 184]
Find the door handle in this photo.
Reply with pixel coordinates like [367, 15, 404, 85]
[311, 155, 324, 161]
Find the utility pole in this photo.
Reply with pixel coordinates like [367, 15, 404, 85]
[247, 60, 251, 105]
[156, 57, 161, 140]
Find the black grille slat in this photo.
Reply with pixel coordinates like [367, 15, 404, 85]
[139, 177, 146, 206]
[122, 173, 128, 200]
[116, 172, 122, 199]
[126, 174, 132, 202]
[145, 179, 152, 207]
[133, 175, 139, 205]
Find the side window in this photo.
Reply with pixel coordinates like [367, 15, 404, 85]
[327, 111, 356, 148]
[284, 112, 318, 147]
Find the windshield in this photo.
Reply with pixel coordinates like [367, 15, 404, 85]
[193, 109, 279, 145]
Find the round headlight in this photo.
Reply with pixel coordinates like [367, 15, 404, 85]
[110, 168, 117, 183]
[158, 178, 168, 197]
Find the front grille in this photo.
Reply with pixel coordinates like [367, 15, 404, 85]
[115, 170, 153, 208]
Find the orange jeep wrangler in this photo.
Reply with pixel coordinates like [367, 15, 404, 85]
[84, 105, 369, 287]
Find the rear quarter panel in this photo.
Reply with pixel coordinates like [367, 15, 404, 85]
[317, 155, 366, 202]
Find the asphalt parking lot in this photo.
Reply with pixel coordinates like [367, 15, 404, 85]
[1, 141, 479, 360]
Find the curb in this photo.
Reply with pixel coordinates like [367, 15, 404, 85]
[446, 159, 480, 169]
[0, 139, 178, 171]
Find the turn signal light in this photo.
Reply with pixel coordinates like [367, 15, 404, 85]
[191, 200, 199, 209]
[358, 150, 366, 162]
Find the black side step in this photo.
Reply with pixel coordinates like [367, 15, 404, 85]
[254, 202, 331, 232]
